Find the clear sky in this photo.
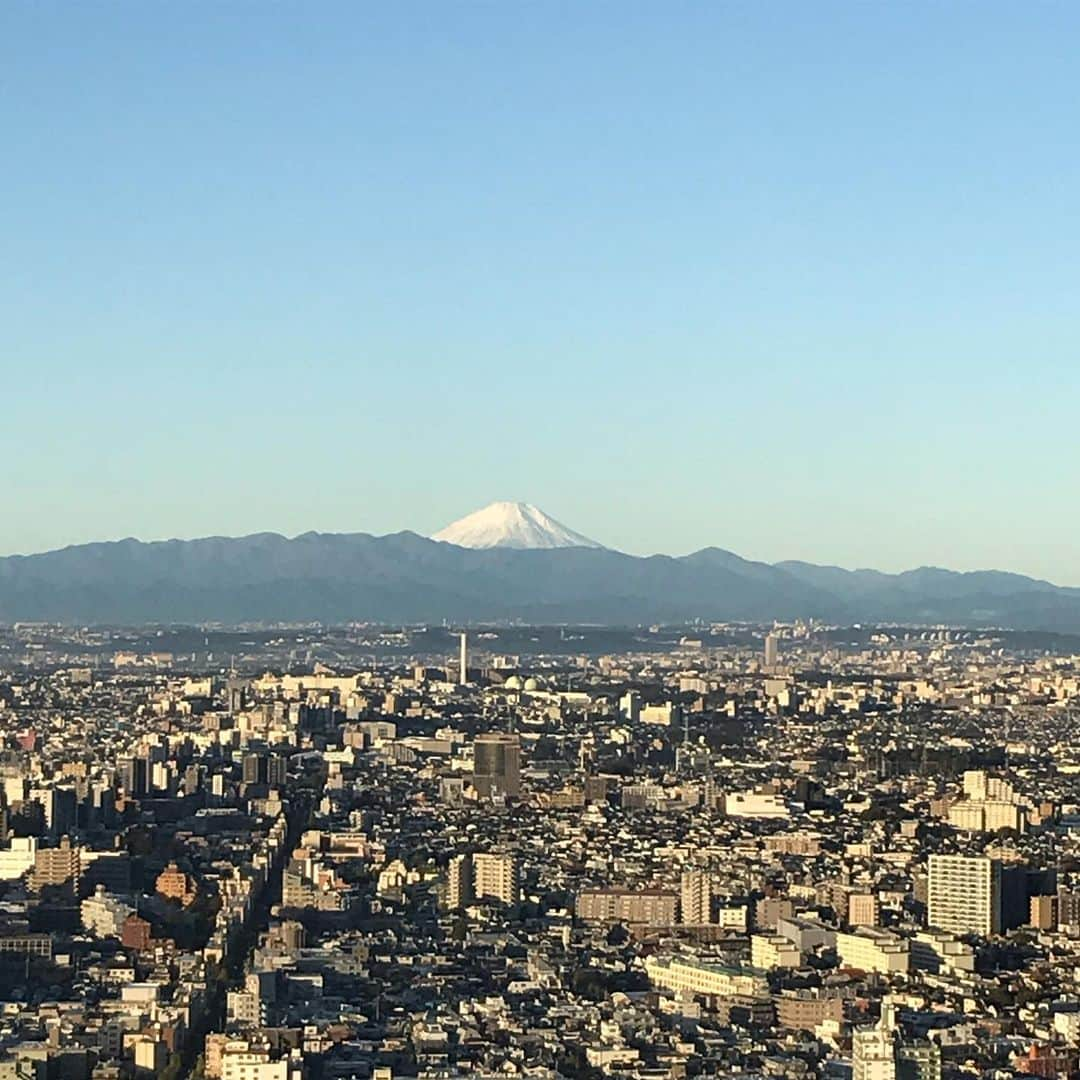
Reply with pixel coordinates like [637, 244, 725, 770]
[4, 2, 1079, 581]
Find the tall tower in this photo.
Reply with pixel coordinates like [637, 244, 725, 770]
[459, 632, 468, 686]
[473, 733, 521, 799]
[764, 633, 779, 669]
[681, 869, 712, 926]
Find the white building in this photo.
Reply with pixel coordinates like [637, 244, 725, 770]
[221, 1050, 297, 1080]
[751, 934, 802, 969]
[928, 854, 1001, 936]
[724, 791, 790, 818]
[0, 837, 37, 881]
[80, 885, 133, 939]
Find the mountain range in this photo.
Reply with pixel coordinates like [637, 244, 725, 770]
[0, 502, 1078, 629]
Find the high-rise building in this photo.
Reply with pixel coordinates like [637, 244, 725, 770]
[853, 1004, 898, 1080]
[1029, 894, 1057, 931]
[1058, 886, 1080, 929]
[81, 885, 134, 939]
[242, 753, 263, 785]
[473, 852, 518, 905]
[32, 836, 81, 893]
[120, 756, 148, 798]
[928, 854, 1001, 936]
[444, 852, 518, 908]
[854, 1003, 941, 1080]
[897, 1042, 942, 1080]
[81, 851, 131, 896]
[445, 853, 474, 910]
[459, 632, 468, 686]
[473, 733, 521, 799]
[681, 869, 712, 925]
[156, 861, 197, 906]
[764, 633, 779, 668]
[267, 755, 287, 787]
[226, 677, 246, 715]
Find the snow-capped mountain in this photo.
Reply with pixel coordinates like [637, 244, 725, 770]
[432, 501, 603, 550]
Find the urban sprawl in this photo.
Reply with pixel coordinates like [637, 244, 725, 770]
[1, 621, 1080, 1080]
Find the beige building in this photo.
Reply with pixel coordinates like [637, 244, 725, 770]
[775, 992, 843, 1031]
[444, 851, 519, 908]
[946, 770, 1028, 833]
[910, 929, 976, 974]
[751, 934, 802, 969]
[848, 893, 880, 928]
[680, 870, 711, 925]
[577, 888, 678, 926]
[1030, 893, 1057, 930]
[473, 852, 519, 905]
[32, 837, 80, 892]
[836, 928, 909, 974]
[645, 955, 769, 1002]
[445, 853, 474, 910]
[852, 1024, 897, 1080]
[755, 896, 795, 930]
[156, 862, 197, 906]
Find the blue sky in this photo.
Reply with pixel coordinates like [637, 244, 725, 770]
[3, 2, 1079, 581]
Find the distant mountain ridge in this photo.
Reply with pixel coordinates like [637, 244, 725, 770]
[1, 527, 1078, 629]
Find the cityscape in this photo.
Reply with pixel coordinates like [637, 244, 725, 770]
[3, 614, 1080, 1080]
[6, 3, 1080, 1080]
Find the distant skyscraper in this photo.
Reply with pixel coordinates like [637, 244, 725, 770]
[120, 756, 148, 798]
[928, 854, 1001, 936]
[619, 690, 641, 723]
[226, 677, 245, 715]
[459, 632, 468, 686]
[242, 753, 263, 785]
[473, 733, 521, 799]
[680, 869, 712, 925]
[764, 633, 779, 668]
[267, 755, 287, 788]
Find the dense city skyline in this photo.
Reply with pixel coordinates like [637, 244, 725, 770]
[3, 619, 1080, 1080]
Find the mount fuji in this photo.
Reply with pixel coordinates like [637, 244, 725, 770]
[432, 501, 603, 550]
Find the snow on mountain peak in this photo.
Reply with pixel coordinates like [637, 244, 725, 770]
[431, 501, 603, 550]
